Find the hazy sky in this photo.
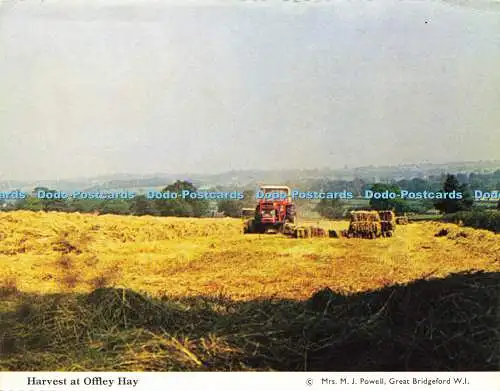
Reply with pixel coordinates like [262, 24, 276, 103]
[1, 0, 499, 180]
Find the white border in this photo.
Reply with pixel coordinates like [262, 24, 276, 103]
[0, 372, 499, 391]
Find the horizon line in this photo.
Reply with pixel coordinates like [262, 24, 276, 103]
[1, 159, 499, 184]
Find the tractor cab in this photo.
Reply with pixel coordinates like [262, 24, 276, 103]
[243, 185, 297, 234]
[255, 185, 296, 226]
[258, 186, 292, 202]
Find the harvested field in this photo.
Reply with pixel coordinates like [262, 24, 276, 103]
[0, 211, 499, 371]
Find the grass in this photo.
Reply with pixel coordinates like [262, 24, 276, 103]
[0, 211, 498, 371]
[407, 214, 443, 222]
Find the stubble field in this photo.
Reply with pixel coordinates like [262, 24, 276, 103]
[0, 211, 498, 371]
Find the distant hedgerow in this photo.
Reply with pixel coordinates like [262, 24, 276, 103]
[443, 211, 500, 233]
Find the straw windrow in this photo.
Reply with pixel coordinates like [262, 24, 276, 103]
[0, 271, 498, 371]
[0, 211, 498, 370]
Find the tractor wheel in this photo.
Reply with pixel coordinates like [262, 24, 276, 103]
[244, 220, 255, 234]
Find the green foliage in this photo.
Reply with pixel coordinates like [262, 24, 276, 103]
[130, 195, 158, 216]
[98, 199, 131, 215]
[43, 198, 69, 212]
[442, 210, 500, 233]
[12, 181, 210, 218]
[316, 198, 345, 219]
[154, 181, 209, 217]
[368, 184, 409, 213]
[163, 181, 194, 193]
[215, 190, 256, 217]
[242, 190, 257, 208]
[434, 174, 473, 214]
[15, 196, 43, 211]
[217, 200, 242, 218]
[191, 199, 210, 218]
[318, 170, 500, 196]
[67, 199, 102, 213]
[28, 188, 70, 212]
[155, 198, 194, 217]
[396, 177, 440, 193]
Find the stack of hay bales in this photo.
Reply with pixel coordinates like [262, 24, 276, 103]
[378, 210, 396, 236]
[348, 211, 382, 238]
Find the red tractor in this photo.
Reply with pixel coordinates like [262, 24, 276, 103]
[243, 185, 297, 234]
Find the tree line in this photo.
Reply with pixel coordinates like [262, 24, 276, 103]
[315, 174, 500, 219]
[3, 174, 499, 218]
[312, 170, 500, 196]
[7, 181, 212, 217]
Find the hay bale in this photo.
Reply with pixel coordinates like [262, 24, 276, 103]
[396, 216, 409, 225]
[350, 211, 381, 223]
[381, 221, 395, 232]
[293, 226, 309, 238]
[283, 223, 296, 236]
[309, 227, 326, 237]
[349, 221, 381, 237]
[294, 227, 306, 238]
[328, 230, 339, 238]
[379, 210, 396, 222]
